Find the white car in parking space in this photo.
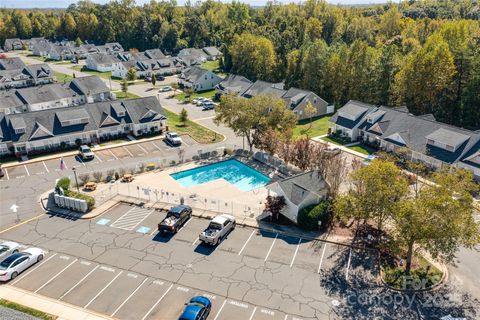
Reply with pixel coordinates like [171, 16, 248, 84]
[0, 241, 20, 262]
[199, 214, 236, 246]
[165, 132, 182, 146]
[0, 248, 45, 281]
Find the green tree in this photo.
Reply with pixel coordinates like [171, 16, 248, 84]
[179, 108, 188, 126]
[126, 68, 137, 81]
[304, 102, 317, 133]
[334, 159, 409, 234]
[121, 79, 128, 95]
[151, 73, 156, 86]
[393, 168, 480, 275]
[183, 87, 194, 102]
[74, 37, 83, 47]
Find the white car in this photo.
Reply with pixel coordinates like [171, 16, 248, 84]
[159, 86, 172, 92]
[165, 132, 182, 146]
[0, 248, 45, 281]
[0, 241, 20, 262]
[79, 145, 94, 160]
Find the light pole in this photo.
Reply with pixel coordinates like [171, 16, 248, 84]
[72, 167, 80, 192]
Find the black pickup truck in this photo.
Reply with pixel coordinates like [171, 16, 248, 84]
[158, 205, 192, 233]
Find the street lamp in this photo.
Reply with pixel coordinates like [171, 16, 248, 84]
[72, 167, 80, 193]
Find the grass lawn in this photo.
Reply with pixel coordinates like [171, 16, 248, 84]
[0, 299, 57, 320]
[26, 54, 49, 62]
[71, 65, 113, 81]
[321, 135, 351, 145]
[349, 143, 377, 155]
[175, 90, 216, 102]
[54, 71, 74, 83]
[293, 115, 331, 139]
[201, 60, 220, 71]
[164, 109, 223, 144]
[113, 91, 140, 99]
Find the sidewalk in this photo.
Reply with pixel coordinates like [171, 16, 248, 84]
[311, 136, 368, 159]
[0, 285, 113, 320]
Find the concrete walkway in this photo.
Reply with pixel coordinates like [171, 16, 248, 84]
[0, 285, 113, 320]
[311, 136, 368, 159]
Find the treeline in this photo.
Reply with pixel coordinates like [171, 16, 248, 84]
[0, 0, 479, 128]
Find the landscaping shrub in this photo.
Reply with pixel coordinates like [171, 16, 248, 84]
[64, 190, 95, 211]
[224, 148, 233, 156]
[78, 173, 90, 185]
[297, 201, 332, 230]
[56, 177, 70, 190]
[137, 162, 146, 172]
[106, 170, 115, 181]
[92, 171, 103, 182]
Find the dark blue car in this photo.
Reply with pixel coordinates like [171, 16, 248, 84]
[179, 296, 212, 320]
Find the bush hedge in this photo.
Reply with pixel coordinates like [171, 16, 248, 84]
[64, 190, 95, 211]
[56, 177, 70, 190]
[297, 201, 332, 230]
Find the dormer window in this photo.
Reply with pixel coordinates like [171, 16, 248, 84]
[426, 139, 435, 145]
[15, 128, 25, 134]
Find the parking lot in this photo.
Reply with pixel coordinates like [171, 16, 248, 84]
[0, 203, 377, 320]
[1, 138, 194, 181]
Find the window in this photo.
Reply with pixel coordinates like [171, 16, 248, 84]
[446, 145, 455, 152]
[426, 139, 435, 145]
[14, 128, 25, 134]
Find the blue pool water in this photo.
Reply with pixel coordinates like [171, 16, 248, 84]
[170, 159, 270, 192]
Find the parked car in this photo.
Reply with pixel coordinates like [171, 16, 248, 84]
[202, 103, 216, 111]
[79, 145, 94, 160]
[0, 248, 45, 281]
[0, 241, 20, 263]
[159, 86, 172, 92]
[144, 76, 152, 82]
[158, 205, 192, 234]
[122, 174, 134, 183]
[179, 296, 211, 320]
[199, 214, 236, 246]
[165, 132, 182, 146]
[157, 76, 165, 81]
[0, 165, 4, 178]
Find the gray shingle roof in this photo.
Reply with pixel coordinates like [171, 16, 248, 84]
[276, 171, 326, 206]
[241, 80, 286, 98]
[330, 100, 376, 129]
[216, 74, 253, 95]
[180, 66, 211, 83]
[3, 96, 165, 143]
[202, 47, 222, 57]
[25, 64, 53, 80]
[0, 57, 26, 71]
[425, 128, 470, 148]
[145, 49, 166, 59]
[0, 90, 24, 110]
[88, 53, 119, 65]
[70, 76, 109, 96]
[16, 84, 78, 105]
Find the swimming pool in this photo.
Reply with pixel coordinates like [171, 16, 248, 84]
[170, 159, 270, 192]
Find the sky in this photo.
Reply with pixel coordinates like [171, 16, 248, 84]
[0, 0, 393, 8]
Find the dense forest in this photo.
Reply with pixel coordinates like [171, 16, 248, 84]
[1, 0, 479, 129]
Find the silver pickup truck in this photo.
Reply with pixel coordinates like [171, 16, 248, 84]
[199, 214, 236, 246]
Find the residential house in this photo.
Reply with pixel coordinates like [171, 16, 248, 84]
[267, 171, 328, 223]
[3, 38, 24, 51]
[215, 74, 253, 97]
[48, 45, 74, 61]
[131, 52, 150, 61]
[202, 47, 222, 60]
[16, 83, 83, 112]
[86, 53, 120, 72]
[69, 76, 112, 102]
[0, 57, 26, 71]
[178, 48, 208, 63]
[32, 41, 53, 57]
[282, 87, 329, 121]
[0, 90, 26, 114]
[112, 58, 180, 79]
[178, 66, 222, 92]
[96, 42, 124, 54]
[240, 80, 286, 99]
[0, 96, 166, 157]
[329, 100, 376, 141]
[176, 55, 202, 67]
[145, 49, 166, 60]
[26, 37, 47, 50]
[0, 63, 54, 90]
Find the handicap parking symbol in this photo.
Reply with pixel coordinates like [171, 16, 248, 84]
[136, 226, 151, 234]
[96, 218, 110, 226]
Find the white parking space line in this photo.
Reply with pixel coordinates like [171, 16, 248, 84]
[123, 146, 134, 157]
[109, 149, 118, 160]
[290, 238, 302, 268]
[318, 242, 327, 274]
[42, 161, 49, 173]
[111, 277, 149, 316]
[23, 165, 30, 176]
[345, 248, 352, 281]
[191, 237, 199, 246]
[95, 153, 103, 162]
[141, 283, 174, 320]
[249, 306, 257, 320]
[59, 265, 99, 300]
[4, 168, 9, 180]
[34, 258, 78, 293]
[264, 233, 278, 262]
[150, 141, 163, 151]
[11, 253, 58, 285]
[284, 315, 288, 320]
[77, 156, 86, 166]
[213, 299, 227, 320]
[84, 271, 123, 308]
[179, 217, 192, 232]
[238, 230, 255, 256]
[138, 144, 148, 154]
